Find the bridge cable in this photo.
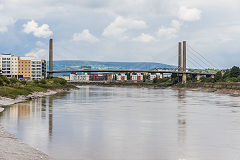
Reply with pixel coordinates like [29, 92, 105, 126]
[187, 54, 207, 70]
[186, 59, 201, 70]
[187, 44, 218, 69]
[187, 48, 212, 69]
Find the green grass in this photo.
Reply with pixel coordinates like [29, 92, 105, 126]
[0, 77, 76, 99]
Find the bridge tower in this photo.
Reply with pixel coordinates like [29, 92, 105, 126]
[178, 42, 182, 82]
[49, 39, 53, 77]
[182, 41, 187, 83]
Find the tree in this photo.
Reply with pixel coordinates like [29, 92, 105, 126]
[153, 77, 158, 83]
[143, 74, 147, 82]
[214, 71, 222, 82]
[230, 66, 240, 78]
[126, 73, 131, 80]
[223, 69, 230, 80]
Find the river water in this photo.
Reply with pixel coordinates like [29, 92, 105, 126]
[1, 86, 240, 160]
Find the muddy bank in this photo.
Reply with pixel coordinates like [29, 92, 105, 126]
[0, 125, 53, 160]
[175, 82, 240, 96]
[0, 88, 75, 160]
[74, 82, 240, 96]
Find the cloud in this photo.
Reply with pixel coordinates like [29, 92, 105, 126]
[25, 48, 48, 59]
[0, 15, 15, 33]
[157, 20, 181, 39]
[133, 33, 156, 42]
[23, 20, 53, 38]
[178, 6, 202, 21]
[73, 29, 99, 43]
[102, 16, 147, 40]
[35, 41, 46, 47]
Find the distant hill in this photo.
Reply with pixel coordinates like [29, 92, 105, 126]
[52, 60, 176, 75]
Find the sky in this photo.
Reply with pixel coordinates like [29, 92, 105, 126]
[0, 0, 240, 68]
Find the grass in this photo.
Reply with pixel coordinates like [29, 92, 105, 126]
[0, 77, 76, 99]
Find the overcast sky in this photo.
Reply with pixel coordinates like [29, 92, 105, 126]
[0, 0, 240, 68]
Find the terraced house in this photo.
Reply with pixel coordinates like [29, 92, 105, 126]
[0, 54, 46, 80]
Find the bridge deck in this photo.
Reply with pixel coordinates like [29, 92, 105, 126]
[48, 70, 215, 75]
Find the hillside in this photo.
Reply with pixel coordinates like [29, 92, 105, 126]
[52, 60, 176, 73]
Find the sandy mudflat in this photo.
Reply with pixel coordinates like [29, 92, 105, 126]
[0, 125, 53, 160]
[0, 89, 68, 160]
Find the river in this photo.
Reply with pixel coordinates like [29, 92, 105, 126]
[1, 86, 240, 160]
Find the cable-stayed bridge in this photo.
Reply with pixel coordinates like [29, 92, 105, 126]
[47, 39, 216, 83]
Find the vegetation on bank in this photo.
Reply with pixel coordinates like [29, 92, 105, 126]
[0, 76, 76, 99]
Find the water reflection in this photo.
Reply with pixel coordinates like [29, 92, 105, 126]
[177, 89, 187, 160]
[1, 86, 240, 160]
[48, 96, 53, 138]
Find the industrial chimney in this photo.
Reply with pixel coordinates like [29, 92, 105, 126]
[49, 39, 53, 77]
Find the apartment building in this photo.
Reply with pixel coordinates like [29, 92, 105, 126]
[31, 59, 42, 80]
[18, 57, 31, 80]
[0, 54, 18, 78]
[116, 73, 127, 81]
[0, 54, 46, 80]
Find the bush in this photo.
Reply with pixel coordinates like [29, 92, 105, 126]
[51, 77, 67, 85]
[9, 77, 19, 84]
[40, 79, 47, 84]
[0, 75, 10, 85]
[20, 80, 27, 85]
[0, 78, 4, 86]
[33, 80, 39, 84]
[226, 77, 238, 82]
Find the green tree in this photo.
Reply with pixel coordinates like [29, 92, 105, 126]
[143, 74, 147, 82]
[126, 73, 131, 80]
[230, 66, 240, 78]
[222, 69, 230, 80]
[214, 71, 222, 82]
[153, 77, 158, 83]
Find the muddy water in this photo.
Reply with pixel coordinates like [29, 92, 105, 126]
[1, 86, 240, 160]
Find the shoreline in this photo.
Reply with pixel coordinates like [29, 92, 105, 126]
[75, 82, 240, 96]
[0, 88, 74, 160]
[0, 88, 70, 110]
[0, 124, 54, 160]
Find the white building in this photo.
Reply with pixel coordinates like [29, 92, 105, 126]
[78, 75, 90, 82]
[116, 73, 127, 81]
[149, 73, 163, 80]
[131, 74, 138, 81]
[70, 73, 78, 81]
[0, 54, 46, 80]
[0, 54, 18, 78]
[31, 59, 42, 80]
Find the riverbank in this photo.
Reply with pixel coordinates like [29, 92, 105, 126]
[0, 88, 70, 108]
[0, 125, 53, 160]
[176, 82, 240, 96]
[0, 88, 77, 160]
[73, 81, 240, 96]
[0, 78, 77, 160]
